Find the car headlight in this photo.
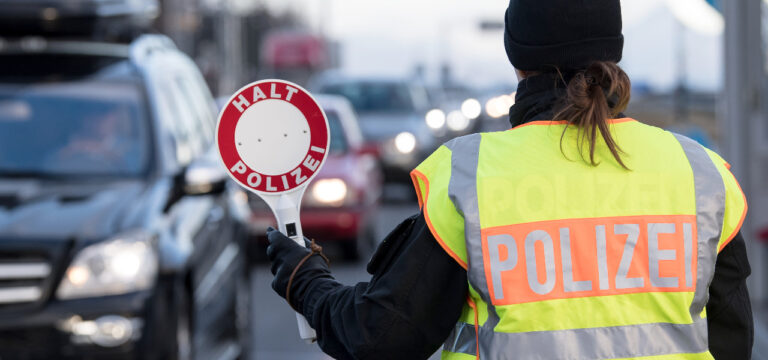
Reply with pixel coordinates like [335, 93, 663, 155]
[425, 109, 446, 129]
[311, 178, 348, 206]
[57, 231, 158, 300]
[446, 110, 470, 131]
[461, 98, 482, 120]
[394, 132, 417, 154]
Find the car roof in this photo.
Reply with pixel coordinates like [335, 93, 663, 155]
[0, 35, 177, 82]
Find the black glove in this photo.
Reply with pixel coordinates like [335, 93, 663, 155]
[266, 227, 334, 312]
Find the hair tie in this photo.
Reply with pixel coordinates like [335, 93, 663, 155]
[585, 74, 598, 86]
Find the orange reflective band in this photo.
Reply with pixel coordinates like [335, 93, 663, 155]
[411, 170, 426, 210]
[510, 118, 636, 130]
[411, 169, 469, 269]
[481, 215, 697, 306]
[720, 172, 748, 252]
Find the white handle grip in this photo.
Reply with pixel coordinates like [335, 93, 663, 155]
[296, 312, 316, 343]
[273, 194, 317, 343]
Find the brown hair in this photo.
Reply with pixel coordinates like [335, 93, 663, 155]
[553, 61, 631, 169]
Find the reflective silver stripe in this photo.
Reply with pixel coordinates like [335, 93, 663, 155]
[446, 135, 501, 324]
[443, 322, 478, 356]
[447, 319, 708, 359]
[673, 133, 725, 318]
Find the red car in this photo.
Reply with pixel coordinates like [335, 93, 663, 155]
[248, 95, 382, 259]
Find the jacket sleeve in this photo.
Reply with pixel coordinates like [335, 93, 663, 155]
[706, 231, 753, 359]
[300, 213, 468, 360]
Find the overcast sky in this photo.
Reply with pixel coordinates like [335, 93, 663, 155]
[260, 0, 723, 92]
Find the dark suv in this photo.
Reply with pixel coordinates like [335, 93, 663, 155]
[0, 35, 252, 359]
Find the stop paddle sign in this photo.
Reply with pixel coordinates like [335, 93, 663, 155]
[216, 79, 330, 343]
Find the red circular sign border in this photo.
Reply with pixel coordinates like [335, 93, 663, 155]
[216, 79, 330, 195]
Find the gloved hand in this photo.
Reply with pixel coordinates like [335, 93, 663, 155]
[266, 227, 333, 312]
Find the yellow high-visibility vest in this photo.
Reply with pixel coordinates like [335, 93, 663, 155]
[411, 119, 747, 360]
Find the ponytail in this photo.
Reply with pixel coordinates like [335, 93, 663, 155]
[553, 61, 631, 169]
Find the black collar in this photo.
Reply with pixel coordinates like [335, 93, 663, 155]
[508, 72, 622, 128]
[508, 73, 570, 128]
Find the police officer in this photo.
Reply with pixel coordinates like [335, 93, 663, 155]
[267, 0, 753, 358]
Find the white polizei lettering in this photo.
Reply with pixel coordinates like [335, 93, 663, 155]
[285, 86, 299, 102]
[282, 175, 289, 190]
[270, 83, 282, 98]
[595, 225, 610, 290]
[683, 222, 694, 287]
[560, 228, 592, 292]
[303, 155, 320, 172]
[247, 172, 262, 187]
[310, 146, 326, 154]
[488, 234, 518, 300]
[614, 224, 644, 289]
[524, 230, 556, 295]
[265, 176, 277, 191]
[230, 160, 247, 174]
[291, 168, 307, 185]
[648, 223, 678, 288]
[232, 94, 250, 113]
[253, 86, 267, 102]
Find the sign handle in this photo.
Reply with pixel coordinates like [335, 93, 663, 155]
[270, 192, 317, 344]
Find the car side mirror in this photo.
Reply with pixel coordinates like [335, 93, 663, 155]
[184, 159, 227, 196]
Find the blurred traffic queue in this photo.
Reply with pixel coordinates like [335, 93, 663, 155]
[310, 74, 436, 184]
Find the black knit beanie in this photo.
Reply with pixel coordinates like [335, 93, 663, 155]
[504, 0, 624, 71]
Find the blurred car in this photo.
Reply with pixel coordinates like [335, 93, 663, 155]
[0, 35, 252, 360]
[311, 74, 437, 184]
[247, 95, 383, 259]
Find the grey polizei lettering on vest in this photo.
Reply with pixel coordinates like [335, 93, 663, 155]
[614, 224, 644, 289]
[560, 227, 593, 292]
[524, 230, 556, 295]
[595, 225, 610, 290]
[487, 234, 517, 301]
[684, 222, 694, 287]
[648, 223, 679, 288]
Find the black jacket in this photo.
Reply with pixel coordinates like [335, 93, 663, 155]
[299, 74, 753, 359]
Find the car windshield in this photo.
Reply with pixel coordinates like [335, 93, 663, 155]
[320, 82, 415, 114]
[0, 81, 150, 178]
[326, 111, 348, 154]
